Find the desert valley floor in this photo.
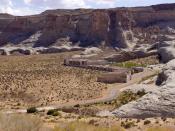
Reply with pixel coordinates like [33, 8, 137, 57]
[0, 52, 108, 109]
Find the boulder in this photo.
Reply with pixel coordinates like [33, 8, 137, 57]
[158, 47, 175, 63]
[112, 87, 175, 118]
[164, 27, 175, 34]
[82, 47, 102, 55]
[9, 48, 34, 55]
[0, 48, 9, 55]
[159, 40, 175, 47]
[156, 59, 175, 86]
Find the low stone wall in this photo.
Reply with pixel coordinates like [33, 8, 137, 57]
[64, 59, 88, 67]
[64, 58, 133, 83]
[86, 65, 130, 72]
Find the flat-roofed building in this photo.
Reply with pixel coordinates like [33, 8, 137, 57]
[64, 58, 108, 67]
[64, 59, 88, 67]
[97, 70, 132, 83]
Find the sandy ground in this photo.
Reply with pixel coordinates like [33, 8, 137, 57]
[0, 52, 108, 109]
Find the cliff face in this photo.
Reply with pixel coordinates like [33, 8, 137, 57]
[0, 3, 175, 48]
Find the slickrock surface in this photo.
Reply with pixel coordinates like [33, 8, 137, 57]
[112, 59, 175, 118]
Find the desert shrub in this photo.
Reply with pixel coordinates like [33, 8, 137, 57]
[144, 120, 151, 125]
[0, 114, 43, 131]
[27, 107, 38, 114]
[74, 104, 80, 108]
[136, 119, 140, 123]
[121, 121, 135, 129]
[155, 120, 159, 124]
[53, 121, 124, 131]
[116, 90, 146, 107]
[161, 117, 167, 122]
[98, 90, 146, 108]
[47, 109, 61, 116]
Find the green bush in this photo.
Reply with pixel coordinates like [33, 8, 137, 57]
[161, 117, 167, 122]
[74, 104, 80, 108]
[144, 120, 151, 125]
[47, 109, 61, 116]
[117, 90, 146, 107]
[121, 121, 135, 129]
[52, 112, 60, 116]
[27, 107, 38, 114]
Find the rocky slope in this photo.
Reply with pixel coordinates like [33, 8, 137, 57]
[111, 32, 175, 118]
[0, 3, 175, 49]
[112, 59, 175, 118]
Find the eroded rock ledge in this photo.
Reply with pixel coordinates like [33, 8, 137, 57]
[112, 59, 175, 118]
[0, 3, 175, 49]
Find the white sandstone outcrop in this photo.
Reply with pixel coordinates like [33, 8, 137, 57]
[158, 47, 175, 63]
[112, 59, 175, 118]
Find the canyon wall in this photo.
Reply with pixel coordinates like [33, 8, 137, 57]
[0, 3, 175, 48]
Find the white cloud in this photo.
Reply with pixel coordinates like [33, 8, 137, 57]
[60, 0, 89, 8]
[0, 0, 13, 13]
[0, 0, 38, 15]
[88, 0, 116, 8]
[22, 0, 116, 9]
[0, 0, 116, 15]
[24, 0, 32, 4]
[24, 0, 90, 9]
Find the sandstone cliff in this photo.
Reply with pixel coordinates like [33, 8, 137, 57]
[0, 3, 175, 48]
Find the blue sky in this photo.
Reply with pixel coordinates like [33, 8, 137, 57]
[0, 0, 175, 16]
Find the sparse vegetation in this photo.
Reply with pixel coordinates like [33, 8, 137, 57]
[146, 126, 174, 131]
[112, 56, 159, 68]
[53, 121, 124, 131]
[0, 114, 43, 131]
[0, 53, 107, 108]
[91, 90, 147, 109]
[115, 90, 146, 107]
[121, 121, 135, 129]
[114, 61, 147, 68]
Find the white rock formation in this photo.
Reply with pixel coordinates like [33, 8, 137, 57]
[158, 47, 175, 63]
[112, 59, 175, 118]
[82, 47, 102, 55]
